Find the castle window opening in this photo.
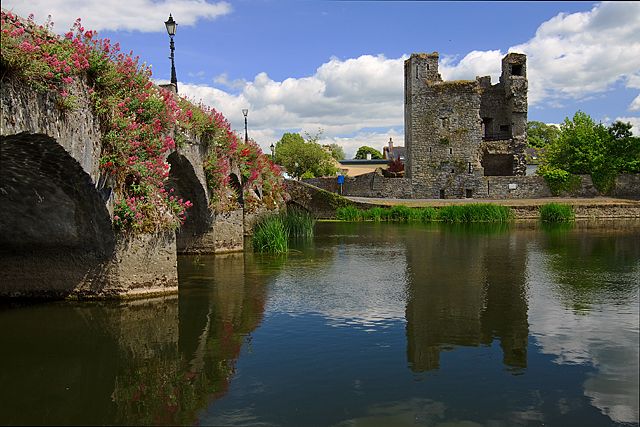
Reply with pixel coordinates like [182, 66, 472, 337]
[500, 125, 509, 133]
[440, 189, 445, 199]
[512, 64, 523, 76]
[449, 148, 453, 154]
[468, 162, 472, 173]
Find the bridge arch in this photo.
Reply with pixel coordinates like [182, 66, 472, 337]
[0, 133, 115, 297]
[166, 152, 211, 253]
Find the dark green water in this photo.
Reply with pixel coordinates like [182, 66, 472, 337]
[1, 220, 638, 426]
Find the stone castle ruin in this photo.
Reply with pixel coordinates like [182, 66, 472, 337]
[404, 51, 528, 198]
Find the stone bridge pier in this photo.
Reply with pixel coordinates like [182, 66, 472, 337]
[0, 77, 246, 299]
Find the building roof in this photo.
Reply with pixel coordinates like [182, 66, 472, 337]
[383, 146, 405, 162]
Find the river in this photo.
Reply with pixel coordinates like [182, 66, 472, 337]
[1, 220, 638, 426]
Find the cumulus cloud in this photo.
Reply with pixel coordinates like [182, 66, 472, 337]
[1, 0, 232, 33]
[629, 95, 640, 112]
[175, 54, 406, 157]
[510, 1, 640, 106]
[439, 50, 503, 83]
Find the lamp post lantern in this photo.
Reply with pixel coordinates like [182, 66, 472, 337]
[270, 142, 275, 160]
[242, 109, 248, 143]
[164, 14, 178, 92]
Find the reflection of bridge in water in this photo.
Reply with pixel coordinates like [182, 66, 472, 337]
[0, 253, 268, 425]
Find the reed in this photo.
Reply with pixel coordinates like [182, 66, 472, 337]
[437, 204, 512, 222]
[336, 205, 362, 221]
[252, 217, 289, 253]
[539, 203, 575, 222]
[278, 208, 316, 236]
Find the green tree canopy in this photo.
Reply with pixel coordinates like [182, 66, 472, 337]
[324, 143, 346, 160]
[527, 121, 560, 148]
[537, 111, 640, 193]
[355, 146, 383, 159]
[273, 130, 337, 179]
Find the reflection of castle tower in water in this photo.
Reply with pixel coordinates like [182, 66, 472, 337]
[404, 226, 530, 373]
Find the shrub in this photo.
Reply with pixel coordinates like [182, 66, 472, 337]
[536, 165, 582, 196]
[539, 203, 575, 222]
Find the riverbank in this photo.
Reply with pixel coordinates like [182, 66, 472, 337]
[343, 196, 640, 220]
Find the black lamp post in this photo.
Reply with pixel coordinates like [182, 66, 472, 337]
[242, 109, 248, 143]
[164, 14, 178, 92]
[270, 142, 275, 160]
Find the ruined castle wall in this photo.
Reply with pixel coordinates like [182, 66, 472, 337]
[405, 78, 484, 194]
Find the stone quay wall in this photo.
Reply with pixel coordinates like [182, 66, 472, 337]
[303, 173, 640, 201]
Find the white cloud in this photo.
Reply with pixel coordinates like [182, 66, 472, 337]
[510, 1, 640, 106]
[1, 0, 232, 33]
[628, 94, 640, 112]
[212, 73, 247, 90]
[174, 54, 406, 157]
[615, 116, 640, 135]
[440, 50, 503, 83]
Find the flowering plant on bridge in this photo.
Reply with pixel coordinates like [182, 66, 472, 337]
[2, 11, 285, 233]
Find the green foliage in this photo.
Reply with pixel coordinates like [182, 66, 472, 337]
[536, 164, 583, 196]
[252, 217, 288, 253]
[527, 121, 559, 148]
[355, 146, 383, 159]
[324, 143, 346, 160]
[537, 111, 640, 194]
[439, 137, 450, 145]
[436, 204, 512, 222]
[336, 205, 361, 221]
[336, 204, 509, 223]
[278, 208, 316, 237]
[274, 129, 337, 178]
[539, 203, 575, 222]
[251, 208, 316, 252]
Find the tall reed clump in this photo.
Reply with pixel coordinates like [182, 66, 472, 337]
[252, 217, 288, 253]
[252, 208, 316, 252]
[539, 203, 575, 222]
[337, 203, 510, 222]
[437, 204, 512, 222]
[279, 208, 316, 237]
[336, 205, 362, 221]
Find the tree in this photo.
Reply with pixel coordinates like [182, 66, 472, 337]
[324, 143, 346, 161]
[527, 121, 560, 148]
[537, 111, 640, 194]
[355, 146, 383, 159]
[273, 130, 337, 179]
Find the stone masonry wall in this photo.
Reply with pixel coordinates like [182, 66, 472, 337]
[303, 173, 640, 200]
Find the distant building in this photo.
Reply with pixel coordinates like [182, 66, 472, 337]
[382, 137, 405, 163]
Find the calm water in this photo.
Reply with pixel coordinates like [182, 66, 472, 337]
[1, 220, 638, 426]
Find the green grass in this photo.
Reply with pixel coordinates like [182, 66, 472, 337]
[539, 203, 575, 222]
[437, 204, 512, 222]
[252, 217, 289, 253]
[252, 207, 316, 253]
[279, 208, 316, 236]
[336, 203, 510, 222]
[336, 205, 362, 221]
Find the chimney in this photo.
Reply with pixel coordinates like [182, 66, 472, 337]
[388, 137, 393, 152]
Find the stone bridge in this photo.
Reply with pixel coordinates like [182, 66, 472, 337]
[0, 77, 259, 299]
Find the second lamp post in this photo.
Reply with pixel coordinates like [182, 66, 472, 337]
[165, 14, 178, 92]
[242, 109, 248, 143]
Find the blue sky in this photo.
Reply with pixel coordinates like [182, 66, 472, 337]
[3, 1, 639, 158]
